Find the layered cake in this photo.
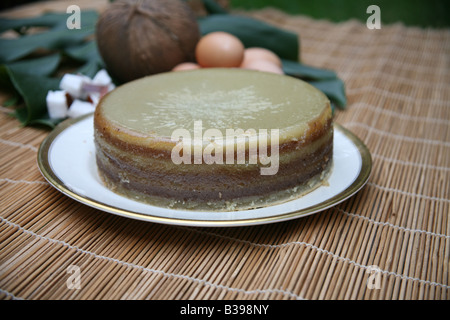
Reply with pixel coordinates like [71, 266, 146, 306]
[94, 68, 333, 211]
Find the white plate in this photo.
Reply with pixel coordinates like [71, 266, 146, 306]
[38, 114, 372, 227]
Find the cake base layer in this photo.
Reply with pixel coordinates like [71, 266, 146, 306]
[94, 125, 333, 211]
[97, 154, 333, 211]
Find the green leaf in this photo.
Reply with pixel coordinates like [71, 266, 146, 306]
[281, 59, 346, 109]
[64, 40, 100, 62]
[3, 96, 19, 107]
[0, 28, 92, 63]
[198, 14, 300, 62]
[12, 106, 60, 128]
[282, 59, 337, 81]
[0, 65, 15, 91]
[64, 40, 104, 77]
[0, 10, 98, 63]
[7, 69, 60, 126]
[0, 12, 68, 32]
[0, 10, 99, 128]
[0, 53, 60, 94]
[0, 10, 99, 33]
[201, 0, 228, 14]
[308, 78, 347, 109]
[76, 60, 102, 78]
[26, 114, 62, 128]
[6, 53, 61, 76]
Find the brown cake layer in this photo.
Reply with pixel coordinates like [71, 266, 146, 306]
[95, 134, 332, 202]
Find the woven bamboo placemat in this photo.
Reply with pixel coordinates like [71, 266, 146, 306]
[0, 1, 449, 300]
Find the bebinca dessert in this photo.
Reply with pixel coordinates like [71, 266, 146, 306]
[94, 68, 333, 211]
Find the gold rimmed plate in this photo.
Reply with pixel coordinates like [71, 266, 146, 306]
[38, 114, 372, 227]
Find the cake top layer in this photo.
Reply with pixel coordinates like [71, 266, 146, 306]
[97, 68, 331, 143]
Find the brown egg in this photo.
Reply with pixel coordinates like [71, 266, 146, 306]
[172, 62, 201, 71]
[195, 32, 245, 68]
[242, 60, 284, 75]
[240, 47, 282, 68]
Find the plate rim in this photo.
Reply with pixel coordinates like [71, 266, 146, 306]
[37, 113, 372, 227]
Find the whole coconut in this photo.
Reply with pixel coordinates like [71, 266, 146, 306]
[96, 0, 200, 83]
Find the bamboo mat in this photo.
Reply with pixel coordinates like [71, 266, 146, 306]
[0, 1, 449, 300]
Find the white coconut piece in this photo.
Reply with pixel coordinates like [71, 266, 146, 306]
[82, 82, 109, 97]
[46, 90, 68, 119]
[67, 99, 95, 118]
[108, 83, 116, 91]
[60, 73, 90, 99]
[88, 92, 101, 107]
[92, 69, 112, 86]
